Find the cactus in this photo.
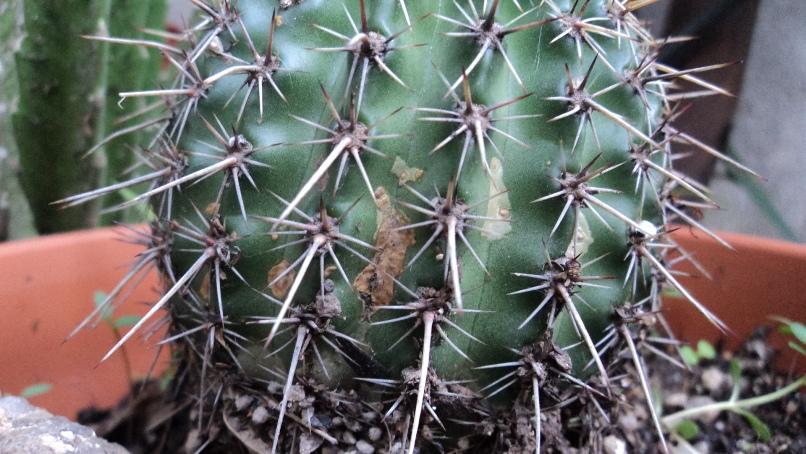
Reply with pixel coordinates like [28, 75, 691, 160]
[0, 0, 24, 240]
[65, 1, 756, 452]
[11, 0, 165, 233]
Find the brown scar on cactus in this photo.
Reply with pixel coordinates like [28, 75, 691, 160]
[267, 260, 295, 299]
[354, 187, 416, 308]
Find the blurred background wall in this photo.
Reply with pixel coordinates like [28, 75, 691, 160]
[640, 0, 804, 242]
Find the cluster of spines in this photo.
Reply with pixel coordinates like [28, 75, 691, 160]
[60, 1, 760, 452]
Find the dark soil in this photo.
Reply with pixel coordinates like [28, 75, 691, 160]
[79, 327, 805, 453]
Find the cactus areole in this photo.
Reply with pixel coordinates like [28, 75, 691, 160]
[68, 1, 752, 452]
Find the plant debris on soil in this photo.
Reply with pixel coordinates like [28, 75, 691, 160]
[78, 327, 804, 453]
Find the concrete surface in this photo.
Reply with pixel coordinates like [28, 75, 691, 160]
[0, 396, 127, 454]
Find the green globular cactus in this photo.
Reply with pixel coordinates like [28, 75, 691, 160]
[67, 0, 756, 452]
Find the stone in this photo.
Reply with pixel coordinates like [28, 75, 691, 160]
[299, 432, 323, 454]
[355, 440, 375, 454]
[250, 406, 269, 425]
[367, 427, 382, 442]
[686, 396, 719, 423]
[664, 392, 689, 408]
[603, 435, 627, 454]
[701, 367, 726, 393]
[0, 396, 127, 454]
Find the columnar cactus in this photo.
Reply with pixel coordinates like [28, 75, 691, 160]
[12, 0, 166, 232]
[65, 1, 753, 452]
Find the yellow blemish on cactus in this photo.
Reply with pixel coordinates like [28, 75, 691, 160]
[267, 260, 296, 299]
[390, 156, 424, 186]
[482, 157, 511, 240]
[565, 213, 593, 257]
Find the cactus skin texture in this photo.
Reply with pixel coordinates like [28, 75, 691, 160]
[70, 1, 753, 452]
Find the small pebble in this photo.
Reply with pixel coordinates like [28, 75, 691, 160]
[251, 406, 270, 425]
[701, 367, 725, 393]
[299, 432, 323, 454]
[664, 392, 688, 408]
[345, 419, 362, 432]
[368, 427, 382, 441]
[603, 435, 626, 454]
[686, 396, 718, 423]
[288, 384, 305, 402]
[786, 400, 797, 415]
[694, 441, 710, 453]
[234, 395, 253, 412]
[618, 412, 639, 432]
[342, 431, 356, 445]
[355, 440, 375, 454]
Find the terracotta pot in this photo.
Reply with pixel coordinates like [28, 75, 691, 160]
[0, 227, 803, 420]
[0, 228, 166, 419]
[666, 229, 806, 370]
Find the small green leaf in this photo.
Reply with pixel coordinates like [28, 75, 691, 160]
[729, 359, 743, 400]
[159, 368, 175, 391]
[20, 383, 53, 398]
[675, 419, 700, 440]
[697, 340, 716, 360]
[729, 359, 742, 383]
[680, 345, 699, 366]
[734, 409, 771, 442]
[788, 341, 806, 357]
[93, 290, 114, 321]
[113, 314, 142, 329]
[788, 321, 806, 344]
[772, 317, 806, 344]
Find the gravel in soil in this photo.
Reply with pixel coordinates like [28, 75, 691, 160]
[78, 327, 805, 453]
